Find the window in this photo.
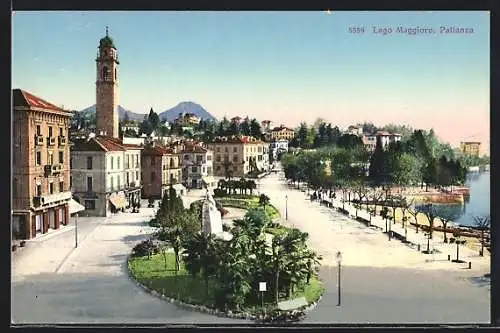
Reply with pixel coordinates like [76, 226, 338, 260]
[170, 158, 174, 167]
[125, 155, 129, 169]
[110, 177, 114, 191]
[48, 152, 54, 164]
[36, 151, 42, 165]
[48, 126, 53, 137]
[196, 155, 202, 163]
[59, 151, 64, 164]
[70, 176, 72, 187]
[216, 147, 220, 152]
[70, 158, 73, 168]
[111, 156, 114, 169]
[117, 156, 121, 169]
[36, 184, 42, 196]
[59, 181, 64, 192]
[216, 166, 221, 171]
[36, 125, 41, 135]
[207, 155, 212, 161]
[233, 147, 237, 153]
[13, 178, 18, 197]
[102, 66, 110, 80]
[233, 156, 238, 162]
[135, 155, 138, 167]
[136, 171, 139, 180]
[245, 156, 249, 161]
[84, 200, 96, 210]
[49, 182, 54, 194]
[87, 176, 93, 192]
[191, 166, 197, 173]
[115, 68, 117, 80]
[224, 147, 228, 153]
[151, 157, 155, 166]
[207, 166, 212, 175]
[87, 156, 93, 169]
[184, 155, 190, 160]
[126, 172, 130, 185]
[216, 155, 221, 162]
[59, 127, 63, 137]
[117, 175, 121, 188]
[151, 172, 156, 182]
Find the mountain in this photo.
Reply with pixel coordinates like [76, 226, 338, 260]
[159, 102, 217, 122]
[77, 105, 145, 121]
[78, 102, 216, 123]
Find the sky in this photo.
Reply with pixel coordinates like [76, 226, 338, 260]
[12, 11, 490, 152]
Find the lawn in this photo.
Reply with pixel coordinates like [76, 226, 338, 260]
[218, 195, 281, 219]
[128, 252, 324, 314]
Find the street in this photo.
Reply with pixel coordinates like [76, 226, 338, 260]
[11, 203, 248, 324]
[258, 170, 490, 323]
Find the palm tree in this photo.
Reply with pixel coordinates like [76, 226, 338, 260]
[473, 215, 490, 256]
[259, 194, 270, 211]
[182, 232, 218, 299]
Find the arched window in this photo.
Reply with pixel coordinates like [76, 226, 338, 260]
[115, 68, 117, 80]
[102, 66, 110, 80]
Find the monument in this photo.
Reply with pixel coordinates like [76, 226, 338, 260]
[201, 189, 233, 241]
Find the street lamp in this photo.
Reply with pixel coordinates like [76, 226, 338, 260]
[285, 195, 288, 220]
[74, 213, 79, 248]
[336, 251, 342, 306]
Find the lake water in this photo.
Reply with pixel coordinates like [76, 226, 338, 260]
[454, 172, 490, 226]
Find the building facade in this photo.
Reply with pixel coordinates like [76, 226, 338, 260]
[71, 136, 138, 216]
[362, 131, 402, 152]
[270, 125, 295, 141]
[460, 141, 481, 157]
[269, 139, 289, 160]
[181, 142, 214, 189]
[175, 113, 201, 126]
[12, 89, 72, 239]
[206, 136, 269, 178]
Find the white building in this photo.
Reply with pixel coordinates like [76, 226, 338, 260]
[181, 142, 216, 189]
[270, 139, 289, 160]
[362, 131, 402, 152]
[70, 135, 142, 216]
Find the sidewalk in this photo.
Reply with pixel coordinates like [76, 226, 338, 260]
[314, 193, 490, 273]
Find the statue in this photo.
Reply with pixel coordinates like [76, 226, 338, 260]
[201, 189, 232, 241]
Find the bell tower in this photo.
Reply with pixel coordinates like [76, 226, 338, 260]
[95, 26, 119, 138]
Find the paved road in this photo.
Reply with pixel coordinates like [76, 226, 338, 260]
[11, 204, 249, 324]
[258, 169, 490, 323]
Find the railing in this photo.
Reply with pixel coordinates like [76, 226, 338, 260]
[58, 136, 67, 146]
[35, 135, 44, 146]
[47, 136, 56, 146]
[44, 164, 63, 176]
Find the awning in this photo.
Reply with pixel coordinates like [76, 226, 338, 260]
[69, 199, 85, 215]
[109, 194, 127, 209]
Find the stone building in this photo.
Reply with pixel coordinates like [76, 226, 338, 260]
[96, 27, 120, 138]
[269, 125, 295, 142]
[460, 141, 482, 157]
[140, 143, 182, 199]
[206, 135, 269, 178]
[12, 89, 73, 239]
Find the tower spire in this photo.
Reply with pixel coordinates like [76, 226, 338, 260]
[106, 26, 109, 37]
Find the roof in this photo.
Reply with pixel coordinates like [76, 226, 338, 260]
[211, 135, 264, 144]
[183, 143, 208, 153]
[271, 125, 293, 132]
[13, 89, 68, 113]
[105, 137, 143, 150]
[71, 136, 126, 152]
[142, 144, 174, 156]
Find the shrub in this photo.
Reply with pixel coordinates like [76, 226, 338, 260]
[132, 239, 160, 257]
[213, 189, 227, 197]
[148, 218, 160, 227]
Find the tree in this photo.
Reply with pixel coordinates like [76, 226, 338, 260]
[392, 153, 422, 187]
[240, 118, 251, 136]
[259, 194, 270, 211]
[415, 203, 438, 240]
[118, 123, 123, 138]
[473, 215, 490, 256]
[182, 232, 218, 298]
[297, 122, 309, 148]
[249, 118, 262, 138]
[407, 208, 420, 234]
[228, 121, 240, 136]
[435, 204, 462, 243]
[399, 197, 414, 240]
[449, 232, 466, 262]
[369, 136, 389, 185]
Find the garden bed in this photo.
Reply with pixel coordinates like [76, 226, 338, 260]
[128, 252, 324, 318]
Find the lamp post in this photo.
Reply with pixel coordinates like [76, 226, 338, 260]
[285, 195, 288, 220]
[74, 213, 79, 248]
[336, 251, 342, 306]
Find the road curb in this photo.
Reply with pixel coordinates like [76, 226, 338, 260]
[126, 253, 323, 321]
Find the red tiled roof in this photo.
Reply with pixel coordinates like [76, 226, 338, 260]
[13, 89, 67, 112]
[71, 136, 126, 152]
[142, 144, 174, 156]
[105, 136, 143, 150]
[183, 144, 207, 153]
[212, 135, 263, 144]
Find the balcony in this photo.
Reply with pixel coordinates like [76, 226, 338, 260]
[35, 135, 44, 146]
[33, 191, 72, 208]
[47, 136, 56, 146]
[44, 164, 63, 176]
[58, 136, 67, 146]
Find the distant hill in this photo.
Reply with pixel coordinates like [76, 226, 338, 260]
[78, 105, 145, 121]
[78, 102, 216, 122]
[159, 102, 217, 122]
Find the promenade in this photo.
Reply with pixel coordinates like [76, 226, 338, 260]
[258, 171, 490, 323]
